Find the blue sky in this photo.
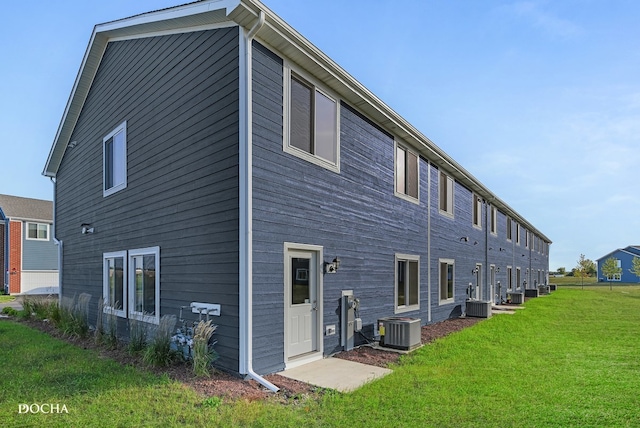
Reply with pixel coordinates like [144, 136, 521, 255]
[2, 0, 639, 271]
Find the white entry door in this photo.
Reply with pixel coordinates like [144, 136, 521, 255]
[286, 250, 318, 359]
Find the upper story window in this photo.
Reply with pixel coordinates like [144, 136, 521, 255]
[285, 71, 339, 172]
[439, 172, 454, 216]
[26, 222, 49, 241]
[490, 206, 497, 235]
[395, 144, 419, 201]
[506, 216, 513, 241]
[525, 229, 529, 248]
[472, 194, 482, 228]
[516, 223, 521, 245]
[103, 121, 127, 197]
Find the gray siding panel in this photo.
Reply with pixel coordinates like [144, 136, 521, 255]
[22, 231, 58, 271]
[55, 28, 241, 372]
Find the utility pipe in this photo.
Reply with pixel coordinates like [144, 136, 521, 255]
[50, 177, 63, 303]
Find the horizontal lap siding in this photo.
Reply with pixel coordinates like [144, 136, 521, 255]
[251, 42, 428, 374]
[22, 228, 58, 271]
[55, 28, 241, 372]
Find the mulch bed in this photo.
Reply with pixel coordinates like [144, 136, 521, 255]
[10, 316, 483, 402]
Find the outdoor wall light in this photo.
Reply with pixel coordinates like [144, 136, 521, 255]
[81, 223, 94, 234]
[324, 257, 341, 274]
[496, 267, 501, 273]
[460, 237, 469, 242]
[499, 247, 506, 252]
[68, 141, 78, 149]
[473, 241, 478, 245]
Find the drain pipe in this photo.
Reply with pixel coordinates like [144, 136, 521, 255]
[50, 177, 63, 302]
[238, 10, 278, 393]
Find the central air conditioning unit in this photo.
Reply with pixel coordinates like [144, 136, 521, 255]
[465, 300, 492, 318]
[378, 317, 421, 350]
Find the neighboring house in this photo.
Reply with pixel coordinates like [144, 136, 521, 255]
[0, 194, 59, 295]
[42, 0, 551, 381]
[596, 246, 640, 283]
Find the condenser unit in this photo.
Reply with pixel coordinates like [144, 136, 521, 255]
[465, 300, 492, 318]
[378, 317, 421, 350]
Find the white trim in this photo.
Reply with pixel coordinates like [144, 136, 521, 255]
[103, 121, 128, 197]
[282, 64, 340, 173]
[108, 22, 237, 43]
[394, 141, 420, 204]
[394, 253, 420, 313]
[438, 171, 454, 218]
[103, 250, 127, 318]
[128, 246, 160, 324]
[283, 242, 324, 368]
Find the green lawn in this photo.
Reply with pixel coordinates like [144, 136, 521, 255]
[1, 287, 639, 427]
[0, 295, 16, 303]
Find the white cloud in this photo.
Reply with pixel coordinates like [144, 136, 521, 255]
[504, 1, 584, 39]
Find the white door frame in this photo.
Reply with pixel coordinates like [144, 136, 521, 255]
[283, 242, 323, 368]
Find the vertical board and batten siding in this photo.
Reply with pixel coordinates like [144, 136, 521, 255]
[55, 27, 242, 372]
[251, 41, 429, 374]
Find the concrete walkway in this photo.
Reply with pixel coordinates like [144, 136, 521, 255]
[279, 357, 392, 392]
[0, 298, 23, 312]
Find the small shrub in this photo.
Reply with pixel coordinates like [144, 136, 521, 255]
[192, 320, 218, 377]
[128, 316, 148, 355]
[143, 315, 180, 367]
[1, 307, 18, 316]
[21, 296, 58, 320]
[201, 396, 223, 409]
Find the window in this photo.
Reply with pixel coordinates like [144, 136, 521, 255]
[102, 247, 160, 324]
[473, 194, 482, 228]
[516, 267, 522, 289]
[103, 121, 127, 197]
[439, 172, 454, 216]
[26, 222, 49, 241]
[439, 259, 455, 303]
[129, 247, 160, 324]
[507, 266, 513, 290]
[286, 72, 339, 170]
[525, 229, 529, 248]
[490, 206, 497, 235]
[506, 217, 512, 241]
[516, 223, 521, 245]
[395, 254, 419, 312]
[395, 144, 419, 200]
[103, 251, 127, 317]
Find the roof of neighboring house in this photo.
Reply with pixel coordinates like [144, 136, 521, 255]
[596, 246, 640, 263]
[0, 194, 53, 222]
[42, 0, 552, 243]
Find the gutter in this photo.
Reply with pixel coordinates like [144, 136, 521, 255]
[50, 178, 63, 303]
[238, 10, 278, 392]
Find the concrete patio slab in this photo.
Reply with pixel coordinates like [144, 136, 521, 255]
[279, 357, 392, 392]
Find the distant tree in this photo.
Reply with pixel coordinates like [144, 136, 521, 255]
[557, 267, 566, 275]
[575, 254, 591, 289]
[630, 257, 640, 283]
[601, 257, 622, 290]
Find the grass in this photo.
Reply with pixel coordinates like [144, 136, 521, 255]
[0, 295, 16, 303]
[1, 287, 639, 427]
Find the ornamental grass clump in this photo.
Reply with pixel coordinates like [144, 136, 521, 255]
[192, 320, 218, 377]
[128, 315, 148, 355]
[143, 314, 179, 367]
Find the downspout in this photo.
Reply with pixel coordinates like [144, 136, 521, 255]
[484, 199, 489, 301]
[1, 210, 8, 294]
[239, 10, 278, 392]
[50, 177, 63, 302]
[426, 160, 431, 322]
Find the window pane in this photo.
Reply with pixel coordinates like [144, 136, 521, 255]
[28, 223, 37, 239]
[133, 254, 156, 315]
[446, 176, 454, 213]
[440, 263, 447, 300]
[397, 261, 406, 306]
[290, 77, 312, 154]
[396, 147, 406, 194]
[439, 173, 446, 210]
[447, 264, 454, 299]
[315, 90, 337, 163]
[406, 151, 418, 198]
[105, 137, 114, 190]
[38, 224, 48, 239]
[408, 260, 419, 306]
[112, 130, 126, 188]
[291, 257, 310, 304]
[108, 258, 124, 309]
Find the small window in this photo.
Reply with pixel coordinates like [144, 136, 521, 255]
[507, 266, 513, 290]
[439, 172, 454, 216]
[103, 121, 127, 197]
[395, 144, 419, 200]
[473, 194, 482, 228]
[395, 254, 420, 313]
[26, 222, 49, 241]
[516, 223, 521, 245]
[129, 247, 160, 324]
[506, 217, 513, 241]
[516, 267, 522, 289]
[525, 229, 529, 248]
[286, 72, 339, 170]
[439, 259, 455, 303]
[490, 206, 497, 235]
[103, 251, 127, 317]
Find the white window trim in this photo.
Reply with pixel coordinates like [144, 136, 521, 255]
[472, 194, 482, 229]
[394, 253, 420, 313]
[103, 251, 127, 318]
[439, 172, 455, 218]
[507, 266, 513, 291]
[439, 258, 455, 305]
[506, 216, 513, 242]
[394, 141, 420, 204]
[128, 246, 160, 325]
[283, 64, 340, 173]
[25, 222, 50, 241]
[490, 206, 498, 236]
[516, 223, 521, 246]
[103, 120, 128, 197]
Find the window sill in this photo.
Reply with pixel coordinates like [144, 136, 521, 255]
[394, 304, 419, 314]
